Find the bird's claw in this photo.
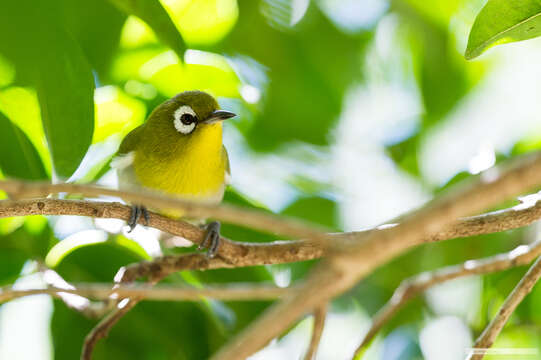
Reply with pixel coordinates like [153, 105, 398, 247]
[127, 205, 149, 232]
[198, 221, 221, 258]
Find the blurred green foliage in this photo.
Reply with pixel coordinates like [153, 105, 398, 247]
[1, 0, 541, 359]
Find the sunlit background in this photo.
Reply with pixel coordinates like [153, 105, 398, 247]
[1, 0, 541, 359]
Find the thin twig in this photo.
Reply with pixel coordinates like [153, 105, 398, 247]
[211, 153, 541, 360]
[466, 256, 541, 360]
[81, 298, 138, 360]
[353, 239, 541, 356]
[0, 282, 289, 304]
[304, 304, 327, 360]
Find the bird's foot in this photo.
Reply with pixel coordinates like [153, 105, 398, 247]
[198, 221, 221, 258]
[127, 205, 150, 232]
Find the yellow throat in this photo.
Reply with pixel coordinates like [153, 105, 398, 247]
[133, 121, 227, 203]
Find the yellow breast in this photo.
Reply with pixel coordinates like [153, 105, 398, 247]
[133, 122, 227, 205]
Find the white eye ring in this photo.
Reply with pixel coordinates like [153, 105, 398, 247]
[173, 105, 197, 134]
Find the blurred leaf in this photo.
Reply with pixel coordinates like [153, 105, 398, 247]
[0, 1, 95, 178]
[0, 112, 47, 180]
[46, 231, 149, 277]
[0, 223, 53, 285]
[0, 249, 27, 286]
[0, 87, 50, 171]
[120, 16, 160, 49]
[402, 0, 462, 26]
[112, 47, 166, 82]
[194, 266, 273, 334]
[400, 7, 470, 125]
[112, 47, 240, 98]
[49, 231, 226, 359]
[59, 0, 127, 82]
[465, 0, 541, 60]
[52, 298, 225, 360]
[512, 127, 541, 155]
[387, 135, 423, 178]
[109, 0, 186, 59]
[148, 55, 240, 98]
[0, 53, 15, 88]
[94, 86, 147, 143]
[282, 196, 340, 231]
[162, 0, 238, 46]
[215, 0, 369, 150]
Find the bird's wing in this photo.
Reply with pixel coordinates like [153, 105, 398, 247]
[110, 125, 144, 170]
[118, 125, 144, 155]
[223, 145, 231, 185]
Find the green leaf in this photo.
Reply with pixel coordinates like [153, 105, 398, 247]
[0, 1, 95, 178]
[0, 53, 15, 88]
[465, 0, 541, 60]
[45, 231, 149, 274]
[161, 0, 238, 46]
[0, 223, 53, 285]
[0, 87, 51, 172]
[109, 0, 186, 59]
[58, 0, 127, 82]
[0, 112, 47, 180]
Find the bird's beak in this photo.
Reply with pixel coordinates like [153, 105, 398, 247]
[202, 110, 236, 124]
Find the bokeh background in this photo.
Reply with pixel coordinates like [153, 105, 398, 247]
[1, 0, 541, 359]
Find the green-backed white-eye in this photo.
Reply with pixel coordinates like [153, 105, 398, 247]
[111, 90, 236, 257]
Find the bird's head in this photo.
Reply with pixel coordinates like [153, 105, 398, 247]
[147, 90, 236, 136]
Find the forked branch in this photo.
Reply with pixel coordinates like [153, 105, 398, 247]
[354, 239, 541, 356]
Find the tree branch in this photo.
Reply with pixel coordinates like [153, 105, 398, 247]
[3, 196, 541, 273]
[82, 298, 138, 360]
[211, 153, 541, 360]
[466, 256, 541, 360]
[353, 239, 541, 356]
[304, 304, 327, 360]
[2, 160, 541, 360]
[0, 198, 324, 265]
[0, 180, 328, 241]
[0, 282, 289, 303]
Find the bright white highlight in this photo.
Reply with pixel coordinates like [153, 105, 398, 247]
[240, 84, 261, 104]
[173, 105, 197, 134]
[468, 143, 496, 175]
[110, 151, 135, 170]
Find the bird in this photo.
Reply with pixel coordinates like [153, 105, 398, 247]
[111, 90, 236, 258]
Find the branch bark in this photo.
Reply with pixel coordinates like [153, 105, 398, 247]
[304, 304, 327, 360]
[0, 198, 324, 265]
[0, 180, 328, 241]
[211, 153, 541, 360]
[466, 256, 541, 360]
[0, 282, 289, 303]
[3, 196, 541, 272]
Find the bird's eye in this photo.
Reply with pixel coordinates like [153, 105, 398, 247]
[180, 113, 195, 125]
[173, 105, 197, 134]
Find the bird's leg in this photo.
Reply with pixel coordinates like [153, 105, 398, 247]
[198, 221, 221, 258]
[127, 205, 150, 232]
